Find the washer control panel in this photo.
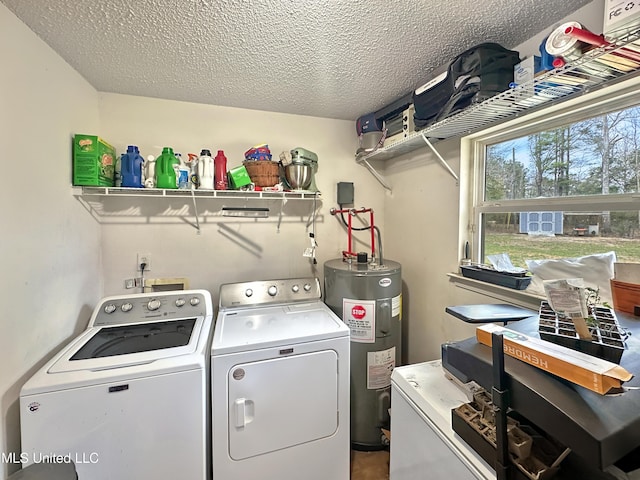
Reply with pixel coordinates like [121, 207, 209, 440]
[219, 278, 321, 309]
[93, 290, 212, 326]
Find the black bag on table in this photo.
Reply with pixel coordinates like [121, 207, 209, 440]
[413, 42, 520, 130]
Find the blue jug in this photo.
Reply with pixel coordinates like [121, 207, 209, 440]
[120, 145, 144, 188]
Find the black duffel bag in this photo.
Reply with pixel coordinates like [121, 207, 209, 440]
[413, 42, 520, 130]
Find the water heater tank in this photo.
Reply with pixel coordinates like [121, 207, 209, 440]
[324, 258, 402, 450]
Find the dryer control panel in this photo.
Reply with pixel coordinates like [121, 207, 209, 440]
[219, 278, 321, 309]
[92, 290, 212, 326]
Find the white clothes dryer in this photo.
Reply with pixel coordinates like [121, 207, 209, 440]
[20, 290, 214, 480]
[211, 277, 350, 480]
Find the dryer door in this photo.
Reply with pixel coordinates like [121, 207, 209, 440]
[228, 350, 338, 460]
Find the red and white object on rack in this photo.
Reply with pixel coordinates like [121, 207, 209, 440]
[214, 150, 228, 190]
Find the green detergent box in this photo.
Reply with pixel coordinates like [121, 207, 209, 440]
[228, 165, 252, 189]
[73, 134, 116, 186]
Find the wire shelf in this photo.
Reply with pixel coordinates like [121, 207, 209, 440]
[360, 28, 640, 162]
[75, 186, 320, 200]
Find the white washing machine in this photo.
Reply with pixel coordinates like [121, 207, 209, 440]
[390, 360, 495, 480]
[20, 290, 214, 480]
[211, 277, 350, 480]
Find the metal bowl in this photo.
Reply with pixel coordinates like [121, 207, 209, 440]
[284, 163, 312, 190]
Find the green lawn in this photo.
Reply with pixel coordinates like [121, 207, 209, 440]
[484, 233, 640, 269]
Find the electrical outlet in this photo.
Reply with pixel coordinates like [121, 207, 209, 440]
[137, 253, 151, 271]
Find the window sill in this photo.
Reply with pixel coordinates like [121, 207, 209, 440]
[447, 272, 544, 310]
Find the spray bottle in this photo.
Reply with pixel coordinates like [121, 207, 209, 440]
[174, 152, 191, 189]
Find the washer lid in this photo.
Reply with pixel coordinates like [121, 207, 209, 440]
[212, 302, 349, 355]
[70, 318, 196, 359]
[47, 316, 207, 374]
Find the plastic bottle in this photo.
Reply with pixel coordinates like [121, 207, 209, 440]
[198, 149, 214, 189]
[174, 153, 190, 189]
[120, 145, 144, 188]
[214, 150, 228, 190]
[173, 152, 181, 188]
[187, 153, 199, 189]
[114, 155, 122, 187]
[155, 147, 179, 189]
[144, 155, 156, 188]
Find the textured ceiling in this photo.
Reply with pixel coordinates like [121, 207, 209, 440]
[2, 0, 592, 120]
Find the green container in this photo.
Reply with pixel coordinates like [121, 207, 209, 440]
[228, 165, 252, 189]
[73, 134, 116, 186]
[155, 147, 179, 189]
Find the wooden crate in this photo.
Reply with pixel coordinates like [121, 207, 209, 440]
[611, 279, 640, 315]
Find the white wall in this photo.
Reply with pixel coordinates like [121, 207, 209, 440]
[97, 93, 386, 297]
[382, 140, 486, 363]
[0, 4, 102, 476]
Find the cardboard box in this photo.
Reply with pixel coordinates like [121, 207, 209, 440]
[513, 56, 536, 99]
[604, 0, 640, 40]
[73, 134, 116, 186]
[476, 323, 633, 395]
[228, 165, 252, 189]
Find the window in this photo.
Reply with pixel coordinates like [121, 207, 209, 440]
[460, 75, 640, 270]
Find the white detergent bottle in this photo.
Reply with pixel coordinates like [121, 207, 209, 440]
[198, 149, 214, 189]
[144, 155, 156, 188]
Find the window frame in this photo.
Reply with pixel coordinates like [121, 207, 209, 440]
[459, 73, 640, 265]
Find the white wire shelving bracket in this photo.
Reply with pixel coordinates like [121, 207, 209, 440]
[356, 28, 640, 190]
[421, 132, 459, 184]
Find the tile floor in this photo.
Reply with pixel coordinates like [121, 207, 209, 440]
[351, 449, 390, 480]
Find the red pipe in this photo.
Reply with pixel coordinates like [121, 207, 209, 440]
[369, 210, 376, 259]
[347, 210, 353, 255]
[565, 26, 608, 47]
[331, 207, 376, 261]
[564, 26, 640, 63]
